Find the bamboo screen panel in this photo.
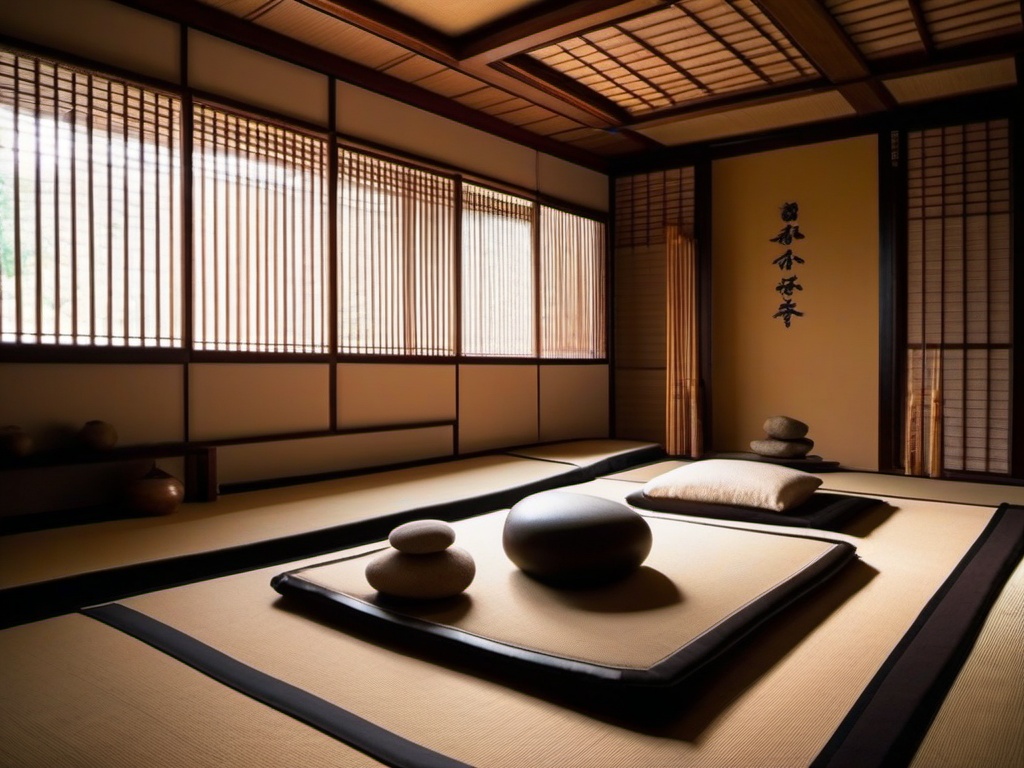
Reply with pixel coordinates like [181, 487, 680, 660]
[539, 206, 605, 359]
[0, 49, 182, 347]
[337, 149, 455, 355]
[905, 119, 1012, 475]
[461, 183, 534, 357]
[193, 104, 327, 353]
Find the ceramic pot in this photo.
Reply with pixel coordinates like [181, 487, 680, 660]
[79, 420, 118, 450]
[125, 468, 185, 516]
[0, 425, 33, 459]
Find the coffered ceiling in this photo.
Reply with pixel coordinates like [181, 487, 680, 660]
[121, 1, 1023, 166]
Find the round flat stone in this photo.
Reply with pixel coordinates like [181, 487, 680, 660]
[502, 491, 652, 587]
[366, 547, 475, 600]
[750, 437, 814, 458]
[389, 519, 456, 554]
[763, 415, 809, 440]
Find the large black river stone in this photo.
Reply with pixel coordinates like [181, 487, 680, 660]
[502, 491, 652, 587]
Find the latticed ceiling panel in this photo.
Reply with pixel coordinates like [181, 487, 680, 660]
[827, 0, 1022, 60]
[823, 0, 924, 60]
[924, 0, 1023, 47]
[527, 0, 818, 116]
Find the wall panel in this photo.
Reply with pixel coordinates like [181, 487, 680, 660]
[189, 30, 328, 126]
[337, 364, 456, 428]
[217, 425, 453, 485]
[0, 0, 180, 83]
[336, 82, 537, 190]
[189, 363, 329, 440]
[458, 365, 538, 453]
[539, 365, 609, 441]
[537, 153, 609, 212]
[711, 135, 879, 469]
[0, 363, 184, 449]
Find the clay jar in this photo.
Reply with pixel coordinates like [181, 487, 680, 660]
[0, 425, 33, 459]
[79, 420, 118, 451]
[125, 467, 185, 516]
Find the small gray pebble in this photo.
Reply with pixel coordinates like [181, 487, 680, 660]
[388, 519, 456, 554]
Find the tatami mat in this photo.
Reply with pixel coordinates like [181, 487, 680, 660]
[106, 485, 1007, 767]
[0, 455, 576, 591]
[0, 614, 388, 768]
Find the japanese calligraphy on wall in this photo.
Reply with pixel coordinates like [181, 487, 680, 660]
[770, 201, 805, 328]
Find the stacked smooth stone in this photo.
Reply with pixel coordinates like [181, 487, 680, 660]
[750, 416, 814, 459]
[365, 519, 476, 600]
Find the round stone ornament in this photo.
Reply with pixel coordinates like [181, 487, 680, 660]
[365, 547, 476, 600]
[750, 437, 814, 458]
[502, 491, 652, 587]
[763, 415, 809, 440]
[388, 519, 457, 554]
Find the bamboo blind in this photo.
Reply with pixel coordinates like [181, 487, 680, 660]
[461, 183, 535, 357]
[665, 227, 701, 457]
[0, 49, 182, 347]
[538, 206, 606, 359]
[192, 104, 328, 354]
[337, 149, 456, 355]
[905, 119, 1012, 476]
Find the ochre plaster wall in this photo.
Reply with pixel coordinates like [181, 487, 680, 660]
[711, 135, 879, 470]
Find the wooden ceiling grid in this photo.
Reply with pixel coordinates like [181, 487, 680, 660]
[111, 0, 1022, 164]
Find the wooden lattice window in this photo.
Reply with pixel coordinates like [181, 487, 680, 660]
[461, 183, 535, 357]
[337, 149, 455, 356]
[192, 104, 327, 354]
[539, 205, 605, 359]
[0, 49, 182, 347]
[904, 119, 1012, 476]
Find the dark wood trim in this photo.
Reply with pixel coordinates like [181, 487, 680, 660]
[905, 0, 935, 57]
[694, 153, 714, 455]
[877, 127, 906, 473]
[1012, 72, 1023, 479]
[181, 26, 194, 444]
[0, 344, 190, 364]
[606, 173, 617, 436]
[195, 421, 456, 448]
[327, 78, 339, 432]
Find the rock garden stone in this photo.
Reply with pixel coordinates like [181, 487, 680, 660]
[763, 415, 809, 440]
[365, 547, 475, 599]
[389, 519, 456, 554]
[750, 437, 814, 459]
[502, 491, 652, 587]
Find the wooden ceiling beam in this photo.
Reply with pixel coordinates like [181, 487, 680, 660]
[750, 0, 893, 113]
[295, 0, 630, 128]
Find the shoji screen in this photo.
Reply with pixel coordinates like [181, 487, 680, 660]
[461, 183, 534, 357]
[904, 119, 1011, 475]
[337, 149, 455, 356]
[192, 103, 327, 354]
[539, 205, 605, 359]
[0, 49, 181, 347]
